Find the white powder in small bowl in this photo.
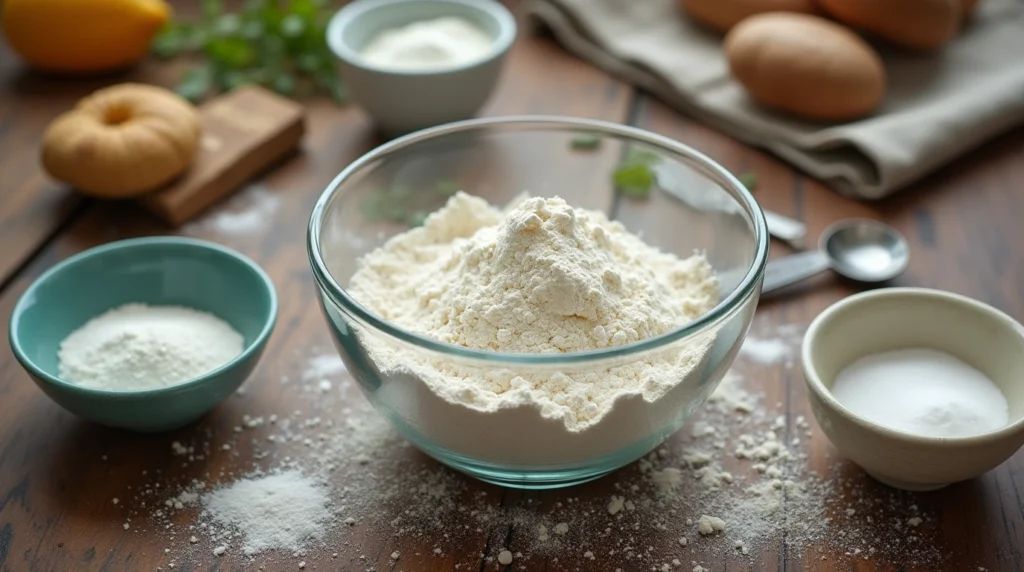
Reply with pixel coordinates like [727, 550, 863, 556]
[58, 303, 244, 391]
[359, 17, 494, 71]
[831, 348, 1009, 438]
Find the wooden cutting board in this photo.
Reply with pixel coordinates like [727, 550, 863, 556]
[140, 84, 305, 226]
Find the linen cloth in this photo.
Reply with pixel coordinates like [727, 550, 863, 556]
[523, 0, 1024, 198]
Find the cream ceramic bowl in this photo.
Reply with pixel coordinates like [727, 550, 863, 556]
[326, 0, 515, 134]
[801, 287, 1024, 491]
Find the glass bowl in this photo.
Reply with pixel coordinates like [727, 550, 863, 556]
[307, 116, 768, 489]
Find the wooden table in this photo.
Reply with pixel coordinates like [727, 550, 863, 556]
[1, 4, 1023, 572]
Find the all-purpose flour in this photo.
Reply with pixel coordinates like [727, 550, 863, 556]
[346, 193, 719, 463]
[202, 470, 332, 556]
[58, 303, 244, 390]
[127, 338, 950, 569]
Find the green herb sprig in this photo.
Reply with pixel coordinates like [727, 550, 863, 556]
[737, 172, 758, 192]
[613, 147, 660, 198]
[570, 135, 601, 151]
[152, 0, 346, 103]
[362, 181, 460, 227]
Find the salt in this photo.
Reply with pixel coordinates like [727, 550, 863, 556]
[359, 17, 494, 71]
[831, 348, 1009, 438]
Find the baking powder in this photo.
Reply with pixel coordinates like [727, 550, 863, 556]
[58, 303, 244, 390]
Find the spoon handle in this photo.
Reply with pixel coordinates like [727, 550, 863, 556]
[762, 250, 831, 294]
[763, 211, 807, 249]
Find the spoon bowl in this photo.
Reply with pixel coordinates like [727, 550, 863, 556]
[763, 219, 909, 294]
[824, 220, 910, 283]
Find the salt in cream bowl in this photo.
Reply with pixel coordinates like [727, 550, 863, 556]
[801, 287, 1024, 491]
[9, 237, 278, 432]
[326, 0, 516, 135]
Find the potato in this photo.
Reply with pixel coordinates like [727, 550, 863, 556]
[677, 0, 819, 33]
[725, 13, 886, 121]
[816, 0, 961, 50]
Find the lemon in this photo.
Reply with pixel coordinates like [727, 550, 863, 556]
[2, 0, 171, 74]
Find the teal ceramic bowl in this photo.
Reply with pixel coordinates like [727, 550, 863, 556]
[9, 237, 277, 432]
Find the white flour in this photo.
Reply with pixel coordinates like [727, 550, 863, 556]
[350, 193, 717, 354]
[302, 353, 347, 380]
[58, 303, 244, 390]
[739, 337, 790, 364]
[346, 193, 719, 463]
[202, 470, 332, 556]
[125, 333, 951, 571]
[738, 323, 805, 366]
[696, 515, 725, 536]
[186, 183, 281, 236]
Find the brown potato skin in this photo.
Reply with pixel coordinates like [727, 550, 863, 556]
[816, 0, 961, 50]
[725, 13, 886, 121]
[677, 0, 819, 33]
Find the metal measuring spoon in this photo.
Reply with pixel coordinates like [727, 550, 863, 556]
[652, 162, 808, 248]
[762, 219, 910, 294]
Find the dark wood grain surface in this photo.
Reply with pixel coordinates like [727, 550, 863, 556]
[2, 3, 1023, 571]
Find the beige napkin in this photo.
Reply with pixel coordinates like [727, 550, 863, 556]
[523, 0, 1024, 199]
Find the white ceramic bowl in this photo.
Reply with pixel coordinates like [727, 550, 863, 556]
[326, 0, 516, 134]
[801, 287, 1024, 491]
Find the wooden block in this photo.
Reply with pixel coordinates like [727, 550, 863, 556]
[141, 84, 305, 226]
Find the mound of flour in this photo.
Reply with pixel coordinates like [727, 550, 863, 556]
[346, 193, 718, 462]
[351, 193, 717, 353]
[202, 470, 332, 556]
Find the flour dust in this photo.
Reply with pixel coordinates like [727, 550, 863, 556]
[184, 183, 282, 236]
[114, 327, 952, 571]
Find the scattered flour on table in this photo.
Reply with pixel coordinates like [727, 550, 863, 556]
[201, 470, 332, 556]
[185, 183, 281, 236]
[697, 515, 725, 536]
[739, 337, 790, 364]
[704, 371, 758, 414]
[346, 192, 719, 431]
[58, 303, 243, 390]
[302, 353, 347, 380]
[300, 352, 347, 395]
[117, 316, 952, 568]
[739, 323, 805, 366]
